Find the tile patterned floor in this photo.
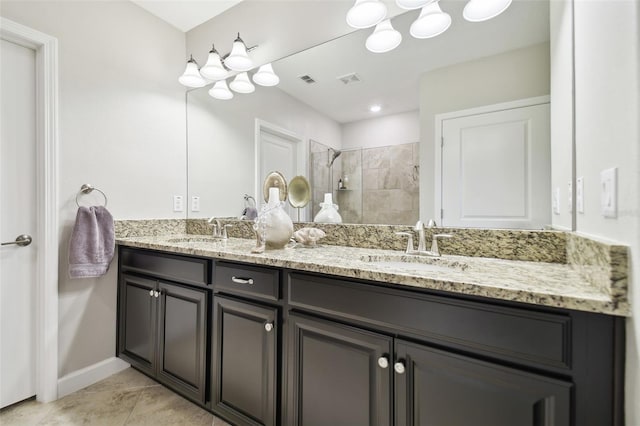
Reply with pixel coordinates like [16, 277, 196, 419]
[0, 368, 232, 425]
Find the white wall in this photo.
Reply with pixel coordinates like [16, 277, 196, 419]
[550, 0, 574, 231]
[573, 1, 640, 424]
[419, 43, 550, 221]
[187, 85, 341, 219]
[341, 110, 419, 150]
[0, 1, 186, 377]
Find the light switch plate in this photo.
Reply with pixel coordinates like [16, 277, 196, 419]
[552, 187, 560, 215]
[576, 177, 584, 213]
[191, 196, 200, 212]
[567, 181, 572, 214]
[601, 167, 617, 218]
[173, 195, 184, 212]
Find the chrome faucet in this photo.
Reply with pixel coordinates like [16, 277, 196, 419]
[207, 217, 232, 239]
[396, 220, 452, 257]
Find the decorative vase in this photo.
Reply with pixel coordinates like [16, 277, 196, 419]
[313, 193, 342, 224]
[259, 187, 294, 249]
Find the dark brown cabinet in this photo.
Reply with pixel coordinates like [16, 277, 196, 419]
[211, 296, 278, 426]
[394, 340, 572, 426]
[287, 314, 393, 426]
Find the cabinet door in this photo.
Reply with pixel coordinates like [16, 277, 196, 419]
[117, 273, 157, 377]
[395, 340, 572, 426]
[157, 281, 208, 404]
[212, 296, 278, 426]
[288, 314, 392, 426]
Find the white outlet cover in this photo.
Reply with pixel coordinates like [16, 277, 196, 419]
[173, 195, 184, 212]
[191, 196, 200, 212]
[552, 187, 560, 215]
[600, 167, 617, 218]
[576, 177, 584, 214]
[567, 181, 572, 214]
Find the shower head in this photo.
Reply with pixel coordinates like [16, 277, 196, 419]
[328, 148, 342, 167]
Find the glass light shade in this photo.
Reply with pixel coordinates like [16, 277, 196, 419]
[346, 0, 387, 29]
[200, 47, 228, 81]
[463, 0, 513, 22]
[225, 36, 254, 72]
[252, 63, 280, 87]
[410, 1, 451, 39]
[365, 19, 402, 53]
[208, 80, 234, 100]
[396, 0, 433, 10]
[178, 57, 206, 88]
[229, 72, 255, 94]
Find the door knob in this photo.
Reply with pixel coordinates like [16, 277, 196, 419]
[394, 361, 406, 374]
[377, 356, 389, 369]
[1, 234, 32, 247]
[264, 322, 274, 332]
[149, 290, 154, 297]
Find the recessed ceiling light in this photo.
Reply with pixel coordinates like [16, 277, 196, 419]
[370, 104, 382, 112]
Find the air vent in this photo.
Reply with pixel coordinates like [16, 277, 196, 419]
[337, 73, 361, 85]
[299, 75, 316, 84]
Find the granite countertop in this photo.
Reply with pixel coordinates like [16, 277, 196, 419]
[116, 235, 629, 317]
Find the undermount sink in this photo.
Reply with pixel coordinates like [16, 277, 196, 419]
[360, 254, 469, 273]
[165, 237, 221, 244]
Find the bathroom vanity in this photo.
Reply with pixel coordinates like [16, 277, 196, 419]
[116, 234, 625, 426]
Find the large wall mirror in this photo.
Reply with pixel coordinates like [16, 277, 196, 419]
[187, 0, 570, 230]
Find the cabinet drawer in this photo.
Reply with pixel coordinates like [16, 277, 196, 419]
[288, 272, 571, 370]
[215, 261, 280, 302]
[120, 247, 211, 287]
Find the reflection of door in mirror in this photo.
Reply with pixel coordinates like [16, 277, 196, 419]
[256, 120, 303, 220]
[439, 97, 550, 229]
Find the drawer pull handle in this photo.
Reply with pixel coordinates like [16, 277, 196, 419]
[394, 361, 406, 374]
[377, 356, 389, 369]
[231, 276, 254, 285]
[264, 322, 274, 332]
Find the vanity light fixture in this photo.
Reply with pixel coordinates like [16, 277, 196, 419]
[370, 104, 382, 112]
[410, 0, 452, 39]
[225, 33, 254, 72]
[252, 63, 280, 87]
[366, 19, 402, 53]
[346, 0, 388, 29]
[209, 80, 234, 100]
[199, 44, 228, 81]
[463, 0, 513, 22]
[178, 55, 207, 88]
[229, 72, 256, 93]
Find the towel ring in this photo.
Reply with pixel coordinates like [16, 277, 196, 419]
[75, 184, 108, 207]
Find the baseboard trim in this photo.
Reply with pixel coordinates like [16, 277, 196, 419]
[57, 357, 130, 398]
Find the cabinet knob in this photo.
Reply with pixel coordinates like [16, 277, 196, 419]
[231, 276, 254, 285]
[149, 290, 154, 297]
[377, 356, 389, 369]
[394, 361, 406, 374]
[264, 322, 274, 332]
[154, 291, 160, 298]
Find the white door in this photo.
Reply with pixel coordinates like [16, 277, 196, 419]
[441, 103, 550, 229]
[258, 124, 302, 219]
[0, 39, 37, 408]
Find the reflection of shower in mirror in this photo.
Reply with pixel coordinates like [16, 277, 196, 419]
[327, 148, 342, 167]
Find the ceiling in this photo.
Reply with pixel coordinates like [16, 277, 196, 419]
[131, 0, 244, 32]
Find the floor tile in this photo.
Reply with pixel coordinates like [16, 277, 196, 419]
[82, 368, 159, 394]
[124, 384, 213, 426]
[0, 398, 54, 426]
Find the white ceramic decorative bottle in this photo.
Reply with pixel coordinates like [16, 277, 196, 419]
[313, 193, 342, 223]
[262, 187, 294, 249]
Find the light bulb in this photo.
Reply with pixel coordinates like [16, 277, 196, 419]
[346, 0, 387, 29]
[463, 0, 513, 22]
[252, 63, 280, 87]
[410, 1, 451, 39]
[209, 80, 234, 100]
[178, 55, 206, 88]
[365, 19, 402, 53]
[229, 72, 255, 94]
[396, 0, 433, 10]
[224, 34, 254, 72]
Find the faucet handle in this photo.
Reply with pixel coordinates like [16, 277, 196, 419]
[426, 219, 437, 228]
[395, 232, 414, 254]
[431, 234, 453, 256]
[414, 220, 423, 230]
[222, 224, 233, 239]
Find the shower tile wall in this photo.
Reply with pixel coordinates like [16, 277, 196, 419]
[361, 142, 419, 224]
[310, 140, 341, 219]
[335, 150, 362, 224]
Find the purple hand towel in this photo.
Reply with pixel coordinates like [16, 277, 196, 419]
[69, 206, 115, 278]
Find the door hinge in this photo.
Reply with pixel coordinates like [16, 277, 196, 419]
[441, 136, 444, 148]
[440, 208, 444, 219]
